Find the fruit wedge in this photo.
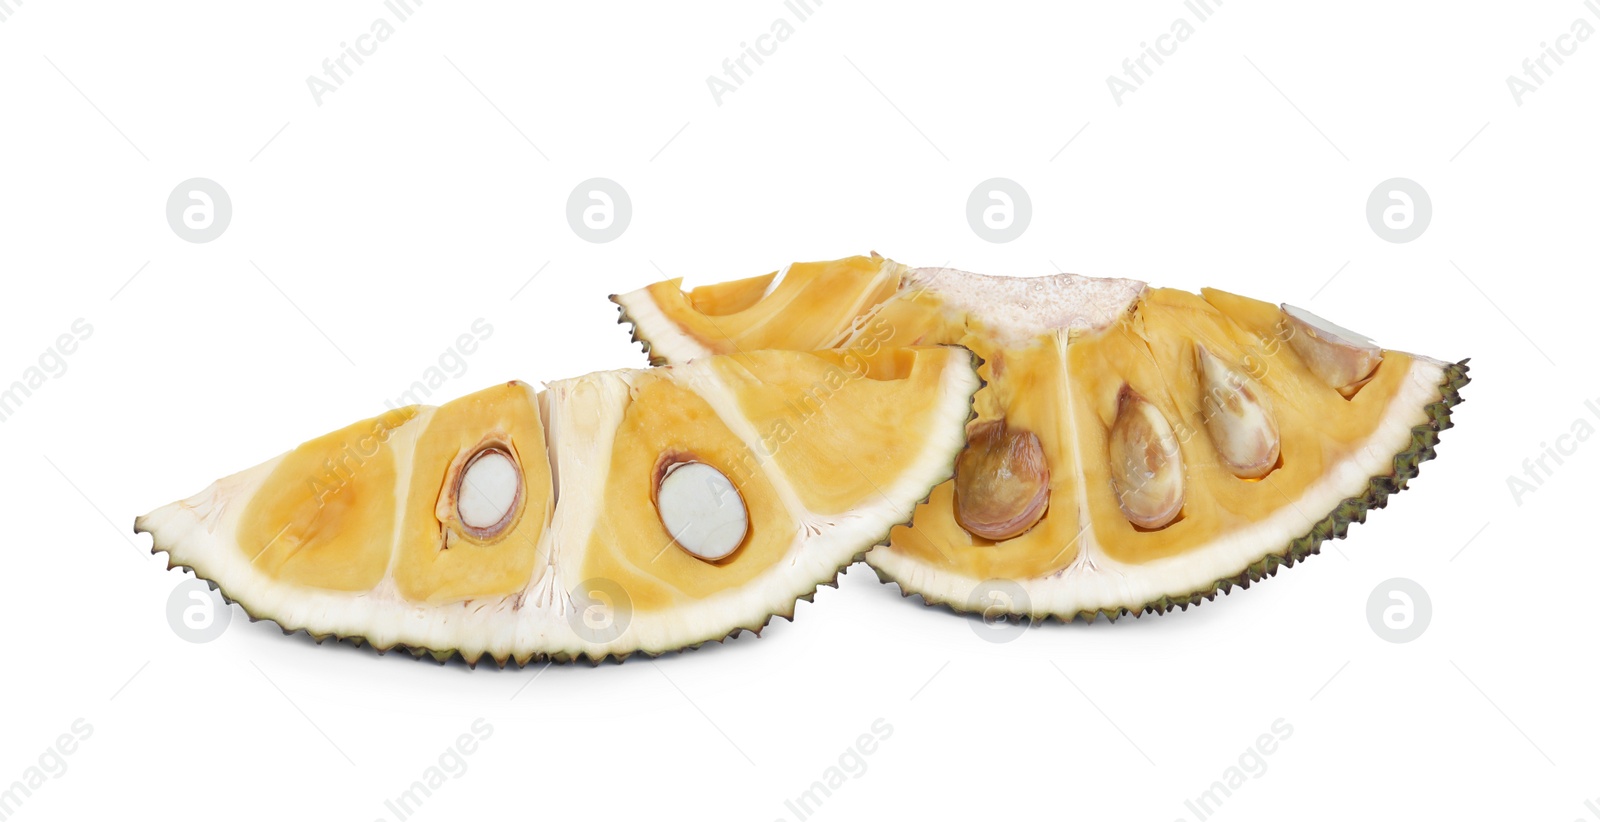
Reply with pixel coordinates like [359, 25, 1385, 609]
[612, 255, 1469, 620]
[135, 346, 981, 664]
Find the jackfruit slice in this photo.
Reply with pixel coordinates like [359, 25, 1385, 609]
[135, 347, 981, 663]
[613, 255, 1469, 620]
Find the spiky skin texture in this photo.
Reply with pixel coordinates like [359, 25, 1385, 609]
[153, 560, 849, 668]
[140, 358, 985, 667]
[611, 260, 1472, 620]
[616, 300, 669, 367]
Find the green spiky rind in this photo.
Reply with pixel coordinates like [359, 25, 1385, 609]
[872, 358, 1471, 624]
[138, 347, 986, 668]
[149, 552, 846, 669]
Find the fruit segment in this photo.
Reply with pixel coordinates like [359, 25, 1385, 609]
[234, 408, 416, 592]
[135, 346, 982, 663]
[394, 381, 551, 605]
[627, 256, 903, 363]
[613, 254, 1469, 619]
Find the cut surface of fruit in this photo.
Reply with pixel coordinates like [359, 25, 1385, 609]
[952, 419, 1050, 541]
[135, 347, 981, 663]
[613, 254, 1469, 620]
[654, 461, 748, 561]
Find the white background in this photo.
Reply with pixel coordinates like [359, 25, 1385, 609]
[2, 1, 1596, 820]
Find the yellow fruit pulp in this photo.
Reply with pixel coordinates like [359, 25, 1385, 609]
[616, 256, 1419, 583]
[236, 407, 417, 592]
[394, 382, 553, 604]
[233, 347, 969, 611]
[633, 256, 902, 359]
[580, 346, 960, 611]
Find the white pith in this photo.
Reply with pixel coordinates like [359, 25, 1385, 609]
[760, 263, 792, 300]
[905, 266, 1146, 345]
[614, 286, 715, 363]
[134, 351, 979, 663]
[618, 256, 1458, 618]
